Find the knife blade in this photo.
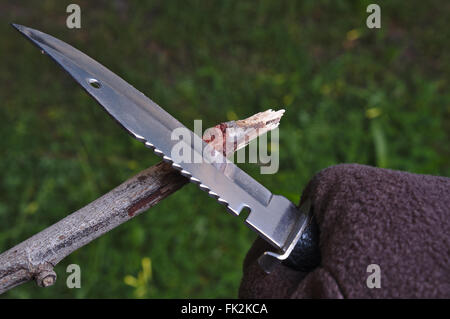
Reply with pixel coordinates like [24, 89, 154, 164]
[12, 24, 313, 272]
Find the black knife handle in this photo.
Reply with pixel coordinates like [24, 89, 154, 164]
[282, 213, 321, 272]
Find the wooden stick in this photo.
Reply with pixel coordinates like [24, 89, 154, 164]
[0, 110, 284, 294]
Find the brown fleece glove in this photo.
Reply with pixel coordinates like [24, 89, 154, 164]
[239, 164, 450, 298]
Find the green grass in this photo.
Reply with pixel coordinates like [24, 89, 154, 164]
[0, 0, 448, 298]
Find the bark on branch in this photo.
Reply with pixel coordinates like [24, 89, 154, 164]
[0, 109, 284, 294]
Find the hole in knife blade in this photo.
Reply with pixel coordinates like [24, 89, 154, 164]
[88, 78, 101, 89]
[238, 205, 251, 222]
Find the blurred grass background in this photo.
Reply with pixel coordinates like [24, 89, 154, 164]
[0, 0, 448, 298]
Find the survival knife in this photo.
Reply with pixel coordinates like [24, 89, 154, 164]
[12, 24, 320, 273]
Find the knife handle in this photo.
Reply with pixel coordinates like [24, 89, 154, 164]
[257, 202, 321, 273]
[282, 213, 321, 272]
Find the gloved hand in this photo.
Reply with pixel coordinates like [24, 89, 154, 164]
[239, 164, 450, 298]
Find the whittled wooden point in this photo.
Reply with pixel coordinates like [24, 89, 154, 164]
[0, 109, 284, 294]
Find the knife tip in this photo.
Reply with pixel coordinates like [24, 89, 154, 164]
[10, 23, 26, 33]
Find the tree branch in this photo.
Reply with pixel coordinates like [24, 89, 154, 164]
[0, 109, 284, 294]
